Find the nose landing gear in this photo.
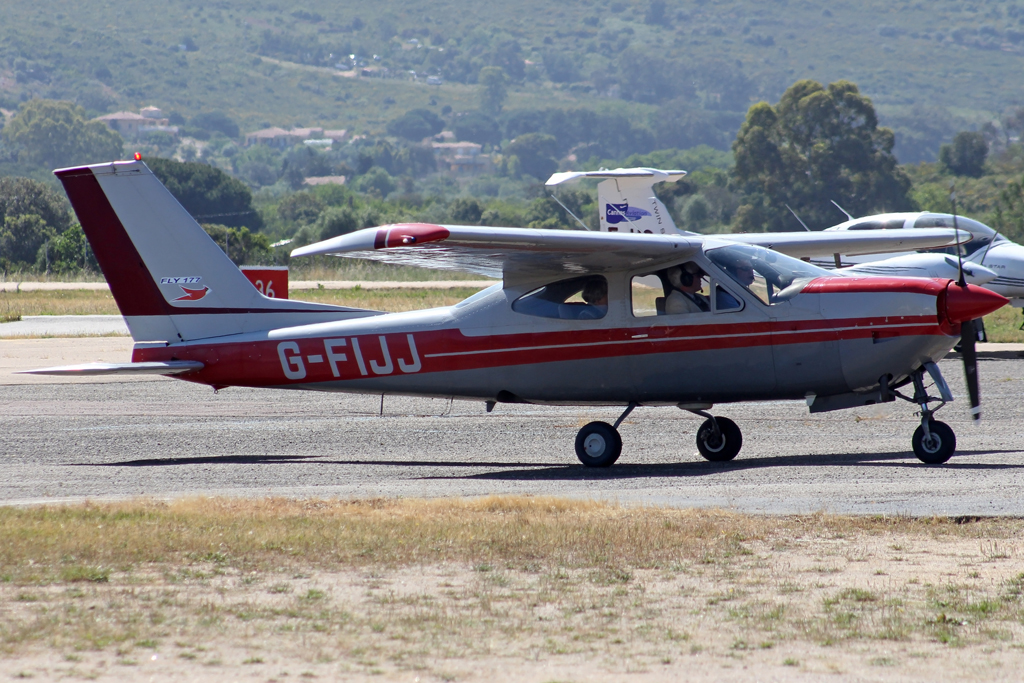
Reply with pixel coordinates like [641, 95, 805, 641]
[891, 362, 957, 464]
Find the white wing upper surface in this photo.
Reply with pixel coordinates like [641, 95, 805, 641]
[291, 223, 702, 280]
[722, 228, 964, 259]
[292, 222, 965, 280]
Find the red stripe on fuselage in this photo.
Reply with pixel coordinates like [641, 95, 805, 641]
[133, 314, 946, 388]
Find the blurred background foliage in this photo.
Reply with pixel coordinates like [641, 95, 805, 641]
[5, 0, 1024, 274]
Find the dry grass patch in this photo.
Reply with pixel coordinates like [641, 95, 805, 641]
[1, 497, 1023, 681]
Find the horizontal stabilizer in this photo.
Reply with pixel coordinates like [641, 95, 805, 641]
[546, 167, 687, 187]
[18, 361, 204, 376]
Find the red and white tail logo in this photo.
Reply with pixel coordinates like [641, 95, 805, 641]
[174, 286, 210, 301]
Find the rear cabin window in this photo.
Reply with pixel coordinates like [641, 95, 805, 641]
[512, 275, 608, 320]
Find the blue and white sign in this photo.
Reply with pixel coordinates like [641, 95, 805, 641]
[605, 202, 652, 225]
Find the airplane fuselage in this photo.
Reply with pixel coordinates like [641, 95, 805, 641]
[133, 275, 960, 407]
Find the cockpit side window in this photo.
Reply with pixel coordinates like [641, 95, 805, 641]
[706, 243, 834, 305]
[512, 275, 608, 320]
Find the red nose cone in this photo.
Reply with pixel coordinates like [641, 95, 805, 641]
[943, 282, 1008, 324]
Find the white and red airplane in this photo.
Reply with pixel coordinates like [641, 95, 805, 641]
[24, 161, 1008, 467]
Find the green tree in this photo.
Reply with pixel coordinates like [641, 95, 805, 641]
[0, 176, 73, 272]
[1, 214, 53, 272]
[478, 66, 509, 116]
[38, 223, 98, 274]
[2, 99, 123, 169]
[147, 157, 263, 230]
[234, 144, 283, 187]
[504, 133, 558, 180]
[939, 131, 988, 178]
[314, 205, 359, 240]
[277, 192, 325, 225]
[386, 108, 445, 142]
[994, 174, 1024, 244]
[448, 198, 483, 224]
[0, 176, 72, 234]
[353, 167, 397, 198]
[732, 80, 914, 232]
[200, 224, 272, 265]
[452, 111, 501, 146]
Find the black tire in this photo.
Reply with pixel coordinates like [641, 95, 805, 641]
[575, 421, 622, 467]
[912, 420, 956, 464]
[696, 417, 742, 462]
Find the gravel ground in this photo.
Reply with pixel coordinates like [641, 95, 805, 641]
[2, 354, 1023, 514]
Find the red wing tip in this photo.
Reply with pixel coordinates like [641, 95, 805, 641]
[376, 224, 451, 249]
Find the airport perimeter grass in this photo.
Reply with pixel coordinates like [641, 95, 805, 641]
[1, 497, 1023, 679]
[3, 287, 1023, 344]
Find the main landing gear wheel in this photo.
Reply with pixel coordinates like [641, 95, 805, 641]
[575, 421, 622, 467]
[912, 420, 956, 464]
[696, 417, 743, 462]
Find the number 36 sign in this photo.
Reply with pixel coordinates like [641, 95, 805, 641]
[240, 266, 289, 299]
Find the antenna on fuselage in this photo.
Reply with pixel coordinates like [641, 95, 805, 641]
[831, 200, 854, 221]
[785, 204, 811, 231]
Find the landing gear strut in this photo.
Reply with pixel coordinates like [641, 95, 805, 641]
[574, 403, 635, 467]
[891, 363, 957, 464]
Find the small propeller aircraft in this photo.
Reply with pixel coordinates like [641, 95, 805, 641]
[24, 161, 1008, 467]
[821, 211, 1024, 309]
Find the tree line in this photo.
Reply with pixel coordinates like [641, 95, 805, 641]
[4, 77, 1024, 276]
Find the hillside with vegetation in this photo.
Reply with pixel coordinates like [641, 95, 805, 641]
[3, 0, 1024, 164]
[4, 1, 1024, 281]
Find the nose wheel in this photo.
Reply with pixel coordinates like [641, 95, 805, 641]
[889, 363, 959, 464]
[912, 419, 956, 464]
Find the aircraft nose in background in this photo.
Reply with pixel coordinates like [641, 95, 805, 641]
[943, 283, 1009, 324]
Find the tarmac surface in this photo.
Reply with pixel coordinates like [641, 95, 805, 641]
[3, 337, 1024, 515]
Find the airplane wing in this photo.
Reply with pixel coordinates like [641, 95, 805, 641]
[722, 228, 964, 259]
[291, 223, 702, 280]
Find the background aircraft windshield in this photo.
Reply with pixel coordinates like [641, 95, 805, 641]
[914, 214, 1002, 256]
[706, 243, 833, 304]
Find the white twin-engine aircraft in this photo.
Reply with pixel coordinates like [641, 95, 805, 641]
[545, 168, 1002, 288]
[25, 161, 1007, 468]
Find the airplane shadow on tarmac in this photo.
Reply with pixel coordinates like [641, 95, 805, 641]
[85, 449, 1024, 482]
[422, 449, 1024, 482]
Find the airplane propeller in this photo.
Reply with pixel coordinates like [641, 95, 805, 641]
[950, 184, 982, 422]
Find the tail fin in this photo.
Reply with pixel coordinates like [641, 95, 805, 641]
[546, 168, 686, 235]
[55, 160, 371, 343]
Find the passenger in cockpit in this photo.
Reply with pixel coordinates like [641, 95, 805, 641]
[665, 263, 710, 314]
[578, 278, 609, 319]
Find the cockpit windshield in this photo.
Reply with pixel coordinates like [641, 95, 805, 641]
[913, 213, 1002, 257]
[705, 243, 834, 305]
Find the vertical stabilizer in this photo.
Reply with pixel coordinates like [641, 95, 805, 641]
[545, 168, 686, 235]
[55, 160, 373, 343]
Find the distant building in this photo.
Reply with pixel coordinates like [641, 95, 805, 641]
[303, 175, 347, 187]
[95, 108, 177, 138]
[244, 126, 347, 148]
[432, 142, 492, 177]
